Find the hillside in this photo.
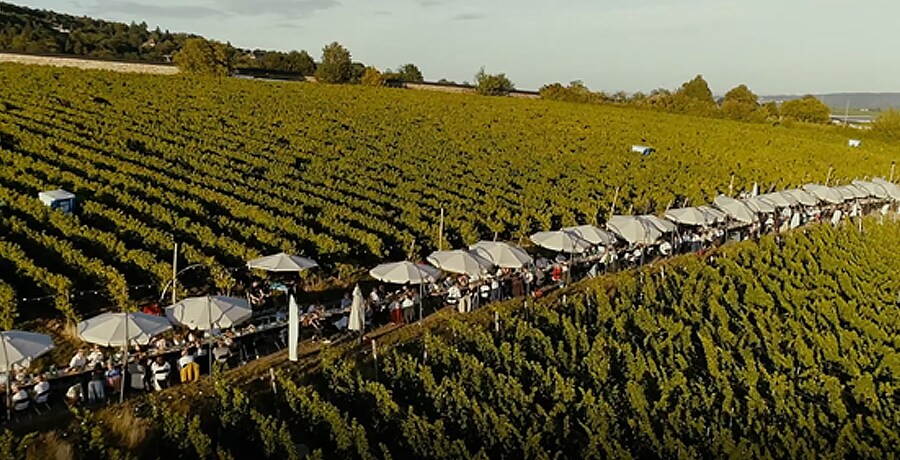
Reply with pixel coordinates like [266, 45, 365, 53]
[7, 218, 900, 458]
[1, 62, 898, 324]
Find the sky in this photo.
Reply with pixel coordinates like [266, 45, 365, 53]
[16, 0, 900, 94]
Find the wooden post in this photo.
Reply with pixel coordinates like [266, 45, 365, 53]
[891, 161, 896, 183]
[728, 173, 735, 197]
[609, 187, 620, 219]
[825, 167, 834, 186]
[171, 242, 178, 305]
[438, 208, 444, 251]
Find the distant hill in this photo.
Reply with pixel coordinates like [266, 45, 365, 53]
[760, 93, 900, 110]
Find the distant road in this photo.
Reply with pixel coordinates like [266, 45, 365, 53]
[830, 114, 874, 123]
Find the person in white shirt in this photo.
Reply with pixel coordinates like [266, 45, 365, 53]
[447, 284, 461, 306]
[401, 295, 415, 323]
[86, 345, 104, 367]
[11, 384, 29, 406]
[150, 356, 171, 391]
[69, 349, 87, 372]
[177, 348, 194, 370]
[33, 374, 50, 403]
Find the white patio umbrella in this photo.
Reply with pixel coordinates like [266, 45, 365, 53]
[852, 180, 890, 200]
[369, 261, 441, 285]
[697, 206, 728, 224]
[77, 312, 171, 402]
[1, 331, 54, 372]
[713, 195, 758, 224]
[1, 330, 54, 418]
[840, 184, 870, 200]
[529, 231, 592, 253]
[166, 296, 252, 372]
[664, 207, 710, 227]
[802, 184, 843, 205]
[370, 261, 441, 323]
[758, 192, 793, 209]
[247, 252, 318, 272]
[427, 250, 494, 276]
[561, 225, 616, 246]
[606, 215, 661, 245]
[640, 215, 677, 234]
[782, 189, 819, 207]
[872, 178, 900, 201]
[77, 312, 173, 347]
[348, 285, 365, 333]
[470, 241, 534, 268]
[832, 186, 858, 202]
[742, 196, 776, 214]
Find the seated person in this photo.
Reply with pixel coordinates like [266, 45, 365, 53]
[33, 374, 50, 404]
[212, 342, 231, 365]
[11, 384, 29, 410]
[340, 292, 352, 309]
[177, 348, 195, 370]
[247, 281, 267, 307]
[153, 337, 169, 352]
[69, 348, 88, 373]
[150, 356, 171, 391]
[87, 345, 105, 367]
[446, 284, 461, 305]
[66, 383, 83, 407]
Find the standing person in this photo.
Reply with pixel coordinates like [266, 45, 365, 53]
[88, 364, 106, 403]
[151, 356, 170, 391]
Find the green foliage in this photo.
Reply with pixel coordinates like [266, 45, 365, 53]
[315, 42, 353, 84]
[475, 67, 515, 96]
[361, 67, 384, 87]
[780, 95, 831, 124]
[721, 84, 764, 121]
[871, 109, 900, 141]
[173, 38, 235, 77]
[540, 80, 608, 104]
[673, 75, 718, 116]
[396, 63, 424, 82]
[0, 63, 898, 320]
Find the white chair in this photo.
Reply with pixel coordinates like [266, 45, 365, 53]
[13, 398, 30, 421]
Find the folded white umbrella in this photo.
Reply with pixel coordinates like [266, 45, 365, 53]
[606, 215, 661, 245]
[742, 196, 776, 214]
[369, 261, 441, 284]
[427, 250, 494, 276]
[529, 231, 592, 253]
[781, 189, 818, 207]
[832, 186, 858, 202]
[840, 184, 870, 200]
[469, 241, 534, 268]
[78, 312, 172, 347]
[664, 207, 709, 226]
[247, 252, 318, 272]
[757, 192, 792, 209]
[0, 331, 54, 372]
[640, 215, 677, 234]
[802, 184, 843, 205]
[348, 285, 365, 332]
[713, 195, 758, 224]
[872, 178, 900, 201]
[166, 296, 252, 330]
[561, 225, 616, 246]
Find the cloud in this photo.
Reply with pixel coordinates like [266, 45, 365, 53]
[213, 0, 339, 19]
[89, 0, 338, 20]
[417, 0, 442, 6]
[452, 12, 484, 21]
[90, 0, 227, 19]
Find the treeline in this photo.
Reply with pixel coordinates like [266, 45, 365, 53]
[540, 76, 834, 125]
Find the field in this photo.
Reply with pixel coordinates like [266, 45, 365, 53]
[0, 63, 897, 326]
[8, 218, 899, 458]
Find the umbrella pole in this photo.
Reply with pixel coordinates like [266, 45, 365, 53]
[120, 313, 128, 404]
[2, 334, 11, 421]
[418, 282, 424, 324]
[208, 297, 213, 377]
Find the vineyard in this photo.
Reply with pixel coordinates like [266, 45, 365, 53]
[5, 218, 898, 458]
[0, 62, 898, 326]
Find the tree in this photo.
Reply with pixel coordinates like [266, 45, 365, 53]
[872, 110, 900, 140]
[173, 38, 235, 77]
[780, 96, 830, 124]
[350, 62, 366, 84]
[396, 63, 424, 82]
[284, 50, 316, 75]
[474, 67, 514, 96]
[315, 41, 352, 83]
[672, 75, 718, 116]
[722, 84, 760, 121]
[361, 67, 384, 87]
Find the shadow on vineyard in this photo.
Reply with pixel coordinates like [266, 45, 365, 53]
[5, 218, 898, 459]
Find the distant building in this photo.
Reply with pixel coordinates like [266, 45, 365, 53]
[848, 139, 862, 147]
[631, 145, 655, 156]
[38, 189, 76, 214]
